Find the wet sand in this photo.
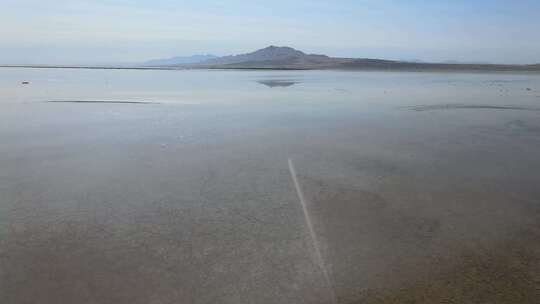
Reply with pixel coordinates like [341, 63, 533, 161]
[1, 69, 540, 303]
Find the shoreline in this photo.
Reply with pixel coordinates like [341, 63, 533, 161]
[1, 64, 540, 74]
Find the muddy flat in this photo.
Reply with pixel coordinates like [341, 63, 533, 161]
[1, 68, 540, 304]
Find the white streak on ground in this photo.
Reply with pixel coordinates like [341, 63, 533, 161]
[288, 158, 336, 304]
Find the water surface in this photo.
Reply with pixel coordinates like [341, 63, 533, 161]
[1, 68, 540, 304]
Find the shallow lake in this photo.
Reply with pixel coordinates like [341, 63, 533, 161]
[1, 68, 540, 303]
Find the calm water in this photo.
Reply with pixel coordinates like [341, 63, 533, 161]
[1, 68, 540, 303]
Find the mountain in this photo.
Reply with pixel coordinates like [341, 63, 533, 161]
[145, 46, 540, 72]
[144, 54, 217, 66]
[195, 46, 350, 68]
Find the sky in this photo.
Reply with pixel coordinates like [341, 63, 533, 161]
[2, 0, 540, 65]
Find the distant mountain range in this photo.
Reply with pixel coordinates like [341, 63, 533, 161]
[3, 46, 539, 72]
[145, 46, 540, 72]
[156, 46, 350, 69]
[199, 46, 335, 66]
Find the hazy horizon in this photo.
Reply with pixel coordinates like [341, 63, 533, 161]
[2, 0, 540, 65]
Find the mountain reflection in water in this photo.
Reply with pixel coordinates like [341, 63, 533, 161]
[257, 79, 299, 88]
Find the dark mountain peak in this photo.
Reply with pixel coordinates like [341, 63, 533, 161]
[263, 45, 289, 50]
[251, 46, 305, 57]
[261, 45, 300, 51]
[200, 46, 327, 66]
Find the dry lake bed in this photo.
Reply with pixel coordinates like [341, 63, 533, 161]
[1, 68, 540, 303]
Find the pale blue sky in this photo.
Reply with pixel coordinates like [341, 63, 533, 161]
[2, 0, 540, 64]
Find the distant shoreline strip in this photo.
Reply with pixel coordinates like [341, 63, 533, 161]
[46, 100, 158, 105]
[408, 104, 540, 112]
[2, 65, 540, 72]
[0, 65, 181, 71]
